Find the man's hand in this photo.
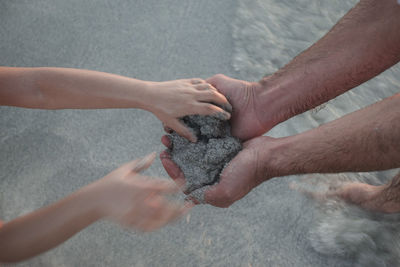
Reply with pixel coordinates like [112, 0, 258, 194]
[206, 74, 272, 141]
[160, 136, 277, 207]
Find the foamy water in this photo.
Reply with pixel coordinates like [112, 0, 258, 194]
[233, 0, 400, 265]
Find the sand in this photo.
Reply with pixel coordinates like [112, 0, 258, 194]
[1, 0, 400, 266]
[168, 115, 242, 203]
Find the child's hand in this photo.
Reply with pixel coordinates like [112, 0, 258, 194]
[94, 152, 192, 232]
[147, 79, 232, 142]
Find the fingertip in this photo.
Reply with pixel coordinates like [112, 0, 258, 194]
[161, 135, 172, 148]
[188, 133, 197, 143]
[163, 124, 173, 134]
[160, 155, 186, 186]
[225, 103, 233, 113]
[212, 110, 231, 121]
[177, 128, 197, 143]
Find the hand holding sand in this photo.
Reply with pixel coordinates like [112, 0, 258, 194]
[206, 74, 272, 141]
[161, 136, 278, 207]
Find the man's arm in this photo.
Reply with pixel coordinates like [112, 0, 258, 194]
[207, 0, 400, 141]
[257, 0, 400, 129]
[169, 92, 400, 207]
[268, 93, 400, 176]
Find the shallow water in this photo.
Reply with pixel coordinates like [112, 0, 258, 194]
[233, 0, 400, 265]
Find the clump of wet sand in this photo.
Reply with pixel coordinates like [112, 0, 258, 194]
[168, 115, 242, 203]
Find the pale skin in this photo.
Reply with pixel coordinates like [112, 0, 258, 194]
[161, 0, 400, 210]
[0, 66, 231, 262]
[0, 66, 231, 142]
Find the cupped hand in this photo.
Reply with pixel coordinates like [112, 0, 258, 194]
[148, 78, 232, 142]
[207, 74, 271, 141]
[160, 136, 276, 208]
[95, 152, 192, 232]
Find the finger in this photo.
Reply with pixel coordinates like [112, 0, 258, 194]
[131, 152, 156, 173]
[163, 123, 173, 134]
[168, 119, 197, 143]
[160, 151, 186, 187]
[194, 83, 214, 91]
[190, 78, 205, 85]
[194, 83, 233, 112]
[161, 135, 172, 148]
[195, 103, 231, 120]
[147, 179, 181, 194]
[196, 90, 232, 113]
[206, 74, 228, 89]
[145, 201, 191, 231]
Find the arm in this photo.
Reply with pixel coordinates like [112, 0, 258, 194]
[0, 153, 190, 263]
[163, 92, 400, 207]
[268, 93, 400, 176]
[207, 0, 400, 141]
[0, 67, 231, 141]
[258, 0, 400, 129]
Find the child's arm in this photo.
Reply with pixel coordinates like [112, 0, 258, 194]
[0, 153, 190, 263]
[0, 67, 231, 141]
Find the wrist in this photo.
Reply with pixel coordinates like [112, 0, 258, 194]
[258, 135, 303, 179]
[76, 181, 111, 220]
[257, 75, 302, 129]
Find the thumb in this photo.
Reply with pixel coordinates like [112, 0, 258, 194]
[206, 74, 226, 88]
[203, 181, 235, 208]
[131, 152, 156, 173]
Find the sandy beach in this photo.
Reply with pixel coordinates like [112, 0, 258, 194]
[1, 0, 400, 266]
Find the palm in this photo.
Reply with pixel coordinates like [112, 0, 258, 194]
[203, 136, 270, 207]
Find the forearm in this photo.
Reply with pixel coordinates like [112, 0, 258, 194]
[256, 0, 400, 128]
[0, 67, 155, 110]
[0, 184, 104, 263]
[270, 93, 400, 177]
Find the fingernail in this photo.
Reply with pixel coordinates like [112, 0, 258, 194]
[225, 103, 233, 113]
[224, 111, 231, 119]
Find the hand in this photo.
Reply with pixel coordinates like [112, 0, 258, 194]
[161, 136, 277, 208]
[207, 74, 271, 141]
[147, 78, 232, 142]
[93, 152, 192, 232]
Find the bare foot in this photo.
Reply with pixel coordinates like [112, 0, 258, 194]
[293, 180, 400, 214]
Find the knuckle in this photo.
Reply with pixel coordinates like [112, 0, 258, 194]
[213, 74, 226, 80]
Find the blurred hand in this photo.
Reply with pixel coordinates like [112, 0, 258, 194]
[161, 136, 276, 208]
[207, 74, 270, 141]
[148, 79, 232, 142]
[94, 152, 192, 232]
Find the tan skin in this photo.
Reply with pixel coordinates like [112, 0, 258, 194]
[161, 0, 400, 210]
[0, 67, 231, 262]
